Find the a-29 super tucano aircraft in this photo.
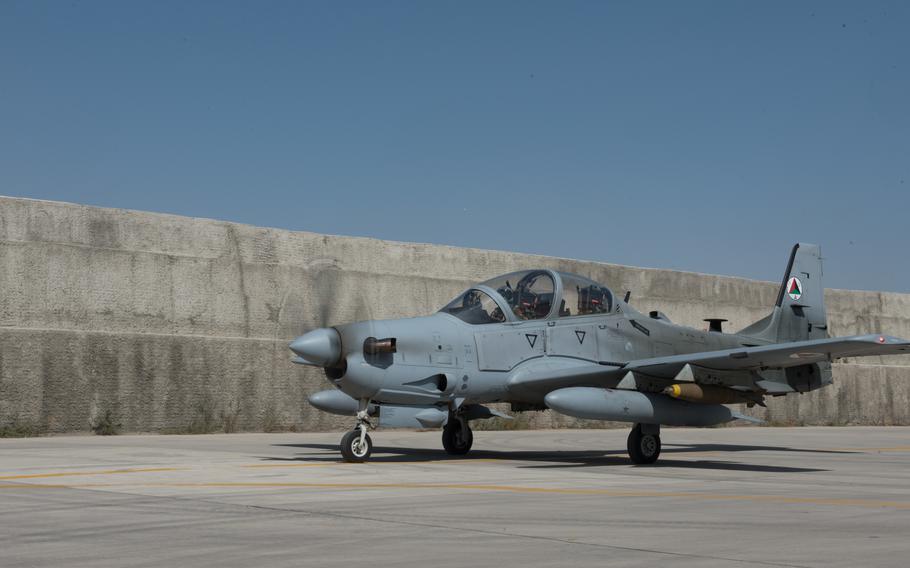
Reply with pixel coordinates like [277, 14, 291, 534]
[289, 244, 910, 464]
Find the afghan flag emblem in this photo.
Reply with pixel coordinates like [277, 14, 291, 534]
[786, 276, 802, 301]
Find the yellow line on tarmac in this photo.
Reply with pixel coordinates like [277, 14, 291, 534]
[242, 462, 350, 469]
[241, 458, 504, 468]
[423, 458, 505, 464]
[0, 483, 119, 489]
[0, 467, 181, 480]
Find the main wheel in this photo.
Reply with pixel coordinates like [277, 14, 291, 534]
[340, 429, 372, 463]
[442, 422, 473, 455]
[627, 424, 661, 465]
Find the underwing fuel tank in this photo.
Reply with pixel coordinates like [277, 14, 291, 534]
[545, 387, 739, 427]
[308, 390, 377, 417]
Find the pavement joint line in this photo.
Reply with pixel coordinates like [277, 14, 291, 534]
[0, 323, 284, 342]
[829, 446, 910, 452]
[0, 467, 182, 480]
[3, 480, 907, 510]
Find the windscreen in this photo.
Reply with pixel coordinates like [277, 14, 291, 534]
[439, 289, 506, 324]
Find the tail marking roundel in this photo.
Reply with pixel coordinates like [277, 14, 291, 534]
[787, 277, 803, 301]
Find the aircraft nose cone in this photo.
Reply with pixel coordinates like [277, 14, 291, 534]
[289, 328, 342, 367]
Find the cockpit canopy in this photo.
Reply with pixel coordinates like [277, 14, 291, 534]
[439, 270, 614, 324]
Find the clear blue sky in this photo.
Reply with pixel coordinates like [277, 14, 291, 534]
[2, 1, 908, 292]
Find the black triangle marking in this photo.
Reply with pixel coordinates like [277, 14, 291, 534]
[525, 334, 538, 348]
[575, 330, 586, 344]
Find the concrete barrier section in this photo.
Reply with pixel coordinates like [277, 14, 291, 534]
[1, 196, 909, 433]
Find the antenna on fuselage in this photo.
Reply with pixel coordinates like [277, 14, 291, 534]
[623, 290, 631, 303]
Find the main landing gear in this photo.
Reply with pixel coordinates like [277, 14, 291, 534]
[442, 414, 473, 456]
[338, 404, 657, 465]
[340, 399, 373, 463]
[627, 423, 661, 465]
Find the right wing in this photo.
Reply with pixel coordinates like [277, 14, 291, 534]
[508, 334, 910, 393]
[623, 334, 910, 379]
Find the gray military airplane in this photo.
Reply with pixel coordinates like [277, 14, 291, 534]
[290, 243, 910, 464]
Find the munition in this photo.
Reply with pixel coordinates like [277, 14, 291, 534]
[663, 383, 751, 405]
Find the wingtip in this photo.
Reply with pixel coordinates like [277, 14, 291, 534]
[866, 334, 910, 346]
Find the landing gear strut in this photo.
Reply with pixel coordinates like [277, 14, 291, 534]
[340, 399, 373, 463]
[627, 423, 661, 465]
[442, 414, 473, 456]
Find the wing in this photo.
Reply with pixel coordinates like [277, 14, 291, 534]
[624, 334, 910, 379]
[508, 359, 627, 393]
[508, 334, 910, 393]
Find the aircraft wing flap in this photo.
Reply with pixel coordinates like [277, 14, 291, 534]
[625, 334, 910, 378]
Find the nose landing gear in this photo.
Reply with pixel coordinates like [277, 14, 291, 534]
[340, 399, 374, 463]
[340, 428, 372, 462]
[337, 400, 478, 462]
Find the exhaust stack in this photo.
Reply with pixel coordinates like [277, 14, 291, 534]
[363, 337, 397, 354]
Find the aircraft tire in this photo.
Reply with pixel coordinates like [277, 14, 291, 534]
[442, 423, 473, 456]
[340, 429, 372, 463]
[627, 424, 660, 465]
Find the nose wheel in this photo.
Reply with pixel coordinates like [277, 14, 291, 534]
[442, 417, 473, 455]
[340, 399, 374, 463]
[627, 423, 661, 465]
[341, 428, 372, 462]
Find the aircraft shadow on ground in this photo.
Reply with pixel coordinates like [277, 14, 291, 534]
[259, 442, 834, 473]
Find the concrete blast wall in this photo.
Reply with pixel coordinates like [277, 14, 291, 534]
[1, 196, 909, 434]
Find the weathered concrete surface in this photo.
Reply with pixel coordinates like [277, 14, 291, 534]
[2, 429, 910, 568]
[1, 195, 909, 433]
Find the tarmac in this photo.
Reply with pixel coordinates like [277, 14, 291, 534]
[2, 427, 909, 568]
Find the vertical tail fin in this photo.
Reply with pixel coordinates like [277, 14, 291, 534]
[738, 243, 828, 343]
